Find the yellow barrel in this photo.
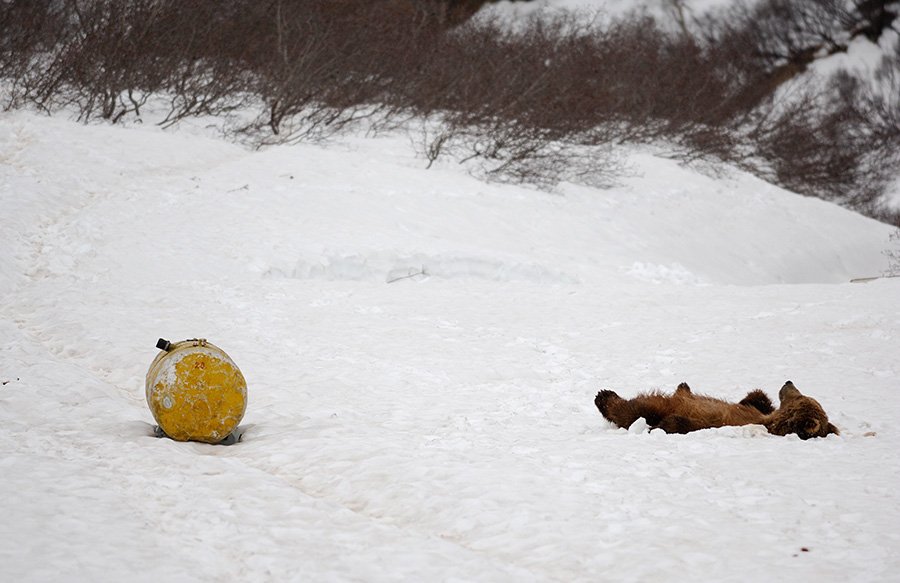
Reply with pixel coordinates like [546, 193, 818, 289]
[146, 338, 247, 444]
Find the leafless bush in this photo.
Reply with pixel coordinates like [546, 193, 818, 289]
[401, 11, 763, 186]
[0, 0, 896, 220]
[752, 89, 864, 200]
[229, 1, 443, 143]
[740, 38, 899, 220]
[0, 1, 70, 110]
[147, 2, 257, 127]
[700, 0, 899, 104]
[30, 1, 174, 121]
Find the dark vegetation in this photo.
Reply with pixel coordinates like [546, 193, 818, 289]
[0, 0, 898, 222]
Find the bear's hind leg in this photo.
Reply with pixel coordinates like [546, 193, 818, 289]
[595, 390, 623, 420]
[739, 389, 774, 414]
[596, 390, 667, 429]
[595, 390, 645, 428]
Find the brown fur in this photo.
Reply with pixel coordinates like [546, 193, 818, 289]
[595, 381, 838, 440]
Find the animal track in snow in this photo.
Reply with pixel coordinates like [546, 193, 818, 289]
[262, 253, 579, 284]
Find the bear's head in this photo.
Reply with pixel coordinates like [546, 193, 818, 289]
[766, 381, 839, 439]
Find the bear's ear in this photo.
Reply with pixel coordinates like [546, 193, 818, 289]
[826, 422, 840, 436]
[779, 381, 802, 403]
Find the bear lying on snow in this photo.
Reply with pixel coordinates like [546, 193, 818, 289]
[595, 381, 838, 439]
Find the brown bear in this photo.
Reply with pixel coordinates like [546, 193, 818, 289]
[594, 381, 838, 439]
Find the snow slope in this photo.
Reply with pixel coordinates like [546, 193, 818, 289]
[1, 110, 898, 582]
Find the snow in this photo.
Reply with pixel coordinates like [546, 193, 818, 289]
[484, 0, 734, 21]
[808, 29, 900, 80]
[1, 109, 899, 582]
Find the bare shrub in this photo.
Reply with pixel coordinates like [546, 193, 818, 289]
[402, 11, 760, 187]
[0, 1, 72, 111]
[231, 1, 443, 143]
[701, 0, 900, 104]
[0, 0, 896, 221]
[32, 1, 174, 121]
[752, 90, 863, 201]
[148, 2, 257, 127]
[742, 39, 900, 218]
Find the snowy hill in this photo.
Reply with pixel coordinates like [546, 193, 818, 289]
[1, 110, 899, 581]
